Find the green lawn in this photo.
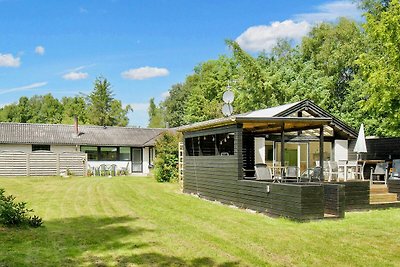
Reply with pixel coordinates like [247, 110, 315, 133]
[0, 177, 399, 267]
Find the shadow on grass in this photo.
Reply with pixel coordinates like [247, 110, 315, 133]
[0, 216, 240, 266]
[115, 253, 240, 267]
[0, 216, 146, 266]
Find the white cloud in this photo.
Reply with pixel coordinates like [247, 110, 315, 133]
[0, 82, 47, 95]
[295, 1, 361, 23]
[35, 46, 45, 55]
[236, 20, 311, 52]
[235, 1, 362, 52]
[130, 103, 149, 111]
[121, 66, 169, 80]
[0, 53, 21, 67]
[63, 71, 89, 80]
[161, 91, 170, 99]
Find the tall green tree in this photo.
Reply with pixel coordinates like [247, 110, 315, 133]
[226, 40, 281, 111]
[301, 18, 366, 115]
[353, 0, 400, 136]
[87, 77, 131, 126]
[148, 98, 165, 128]
[61, 96, 88, 124]
[162, 83, 189, 127]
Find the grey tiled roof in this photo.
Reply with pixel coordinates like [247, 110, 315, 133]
[0, 123, 165, 147]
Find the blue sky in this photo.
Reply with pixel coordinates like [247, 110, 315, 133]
[0, 0, 362, 127]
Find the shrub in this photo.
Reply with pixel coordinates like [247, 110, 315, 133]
[154, 131, 180, 182]
[0, 188, 43, 228]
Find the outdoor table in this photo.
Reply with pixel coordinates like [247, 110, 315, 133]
[340, 160, 385, 181]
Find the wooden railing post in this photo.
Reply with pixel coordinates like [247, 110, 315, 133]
[26, 153, 30, 176]
[56, 153, 60, 176]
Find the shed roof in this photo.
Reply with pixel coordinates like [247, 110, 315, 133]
[0, 123, 165, 147]
[177, 100, 357, 138]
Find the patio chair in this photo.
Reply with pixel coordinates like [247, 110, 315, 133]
[108, 164, 117, 177]
[119, 162, 130, 176]
[370, 162, 388, 184]
[300, 166, 322, 182]
[347, 160, 364, 180]
[86, 164, 94, 176]
[337, 160, 347, 179]
[284, 166, 299, 183]
[315, 161, 330, 178]
[98, 164, 108, 176]
[389, 159, 400, 179]
[327, 161, 339, 182]
[255, 163, 273, 181]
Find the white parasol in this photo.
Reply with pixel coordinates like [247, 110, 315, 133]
[353, 123, 367, 160]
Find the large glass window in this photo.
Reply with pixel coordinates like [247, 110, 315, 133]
[81, 146, 98, 160]
[119, 147, 131, 161]
[100, 147, 118, 161]
[186, 133, 235, 156]
[217, 133, 235, 155]
[32, 144, 51, 151]
[185, 138, 200, 156]
[200, 135, 216, 156]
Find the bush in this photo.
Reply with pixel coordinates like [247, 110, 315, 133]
[154, 131, 180, 182]
[0, 188, 43, 228]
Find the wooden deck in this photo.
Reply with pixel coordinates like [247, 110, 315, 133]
[370, 184, 398, 204]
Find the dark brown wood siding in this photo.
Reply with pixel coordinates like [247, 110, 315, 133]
[350, 137, 400, 161]
[236, 181, 325, 220]
[365, 138, 400, 161]
[335, 181, 370, 210]
[388, 179, 400, 200]
[323, 184, 345, 217]
[183, 125, 243, 205]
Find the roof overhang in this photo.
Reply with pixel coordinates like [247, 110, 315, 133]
[239, 117, 331, 134]
[177, 116, 332, 134]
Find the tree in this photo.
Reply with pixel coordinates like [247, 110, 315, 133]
[61, 96, 88, 124]
[301, 18, 366, 114]
[357, 0, 390, 15]
[153, 131, 180, 182]
[162, 83, 190, 127]
[353, 0, 400, 136]
[87, 77, 131, 126]
[148, 98, 165, 128]
[226, 40, 281, 111]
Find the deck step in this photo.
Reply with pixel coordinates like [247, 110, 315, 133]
[370, 193, 398, 203]
[370, 186, 390, 194]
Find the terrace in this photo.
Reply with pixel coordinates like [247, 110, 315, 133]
[178, 100, 400, 220]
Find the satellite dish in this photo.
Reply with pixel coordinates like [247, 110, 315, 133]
[223, 90, 235, 104]
[222, 103, 233, 116]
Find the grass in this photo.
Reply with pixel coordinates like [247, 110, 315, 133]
[0, 177, 399, 267]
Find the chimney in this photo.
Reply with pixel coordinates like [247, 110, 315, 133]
[74, 115, 79, 136]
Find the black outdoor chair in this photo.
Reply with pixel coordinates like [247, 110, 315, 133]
[254, 163, 273, 181]
[300, 166, 322, 182]
[390, 159, 400, 179]
[370, 162, 388, 184]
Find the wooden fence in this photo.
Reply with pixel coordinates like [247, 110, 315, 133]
[0, 151, 87, 176]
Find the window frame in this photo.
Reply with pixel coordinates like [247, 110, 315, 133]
[32, 144, 51, 152]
